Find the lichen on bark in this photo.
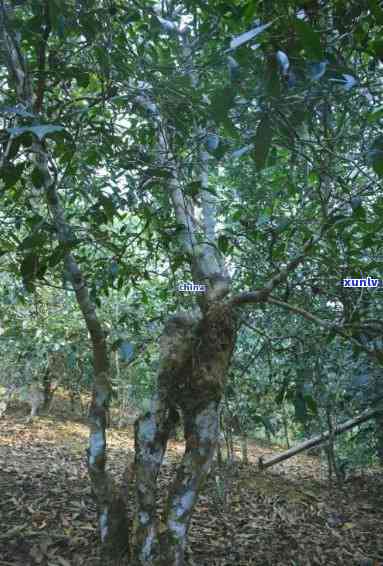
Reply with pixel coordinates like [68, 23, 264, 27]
[131, 302, 237, 565]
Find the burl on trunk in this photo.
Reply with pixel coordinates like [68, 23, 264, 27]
[126, 302, 237, 565]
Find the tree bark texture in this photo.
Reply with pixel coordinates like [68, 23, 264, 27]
[375, 410, 383, 466]
[130, 302, 237, 565]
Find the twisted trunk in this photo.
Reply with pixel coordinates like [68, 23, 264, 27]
[131, 303, 237, 565]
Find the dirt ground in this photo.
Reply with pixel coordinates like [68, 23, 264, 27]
[0, 399, 382, 566]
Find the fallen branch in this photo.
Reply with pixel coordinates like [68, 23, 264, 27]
[258, 408, 381, 470]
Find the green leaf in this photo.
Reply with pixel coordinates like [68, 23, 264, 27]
[141, 290, 149, 304]
[370, 38, 383, 60]
[76, 71, 90, 89]
[7, 124, 65, 141]
[99, 195, 115, 221]
[146, 167, 172, 179]
[290, 108, 307, 128]
[243, 2, 258, 24]
[232, 210, 242, 221]
[367, 106, 383, 123]
[218, 234, 230, 254]
[31, 167, 45, 189]
[368, 0, 383, 25]
[210, 86, 236, 125]
[172, 254, 185, 271]
[230, 22, 272, 50]
[20, 253, 38, 280]
[272, 243, 285, 261]
[253, 116, 273, 171]
[202, 185, 218, 196]
[20, 233, 45, 250]
[369, 135, 383, 177]
[294, 19, 324, 59]
[308, 170, 319, 184]
[352, 203, 366, 221]
[48, 247, 65, 268]
[0, 163, 25, 189]
[0, 246, 15, 258]
[304, 395, 318, 415]
[54, 135, 76, 162]
[95, 46, 110, 75]
[221, 117, 239, 139]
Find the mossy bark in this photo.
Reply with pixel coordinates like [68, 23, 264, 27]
[131, 303, 237, 565]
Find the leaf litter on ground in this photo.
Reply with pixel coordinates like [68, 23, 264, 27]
[0, 398, 382, 565]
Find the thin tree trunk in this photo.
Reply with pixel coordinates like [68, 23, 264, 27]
[282, 404, 290, 449]
[241, 434, 248, 464]
[0, 15, 127, 554]
[228, 429, 235, 463]
[325, 407, 336, 485]
[259, 409, 380, 470]
[42, 367, 52, 408]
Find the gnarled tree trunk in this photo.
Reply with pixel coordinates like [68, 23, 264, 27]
[131, 303, 237, 565]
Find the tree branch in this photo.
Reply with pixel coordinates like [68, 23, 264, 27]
[266, 296, 383, 364]
[230, 218, 342, 307]
[33, 0, 51, 114]
[133, 82, 230, 302]
[0, 2, 33, 104]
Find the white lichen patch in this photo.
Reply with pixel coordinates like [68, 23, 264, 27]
[138, 418, 156, 442]
[139, 511, 150, 525]
[145, 450, 163, 466]
[89, 430, 105, 464]
[168, 519, 186, 539]
[201, 460, 212, 474]
[140, 526, 156, 560]
[99, 507, 108, 542]
[177, 490, 194, 515]
[195, 404, 218, 441]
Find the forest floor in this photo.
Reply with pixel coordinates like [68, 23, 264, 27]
[0, 395, 382, 566]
